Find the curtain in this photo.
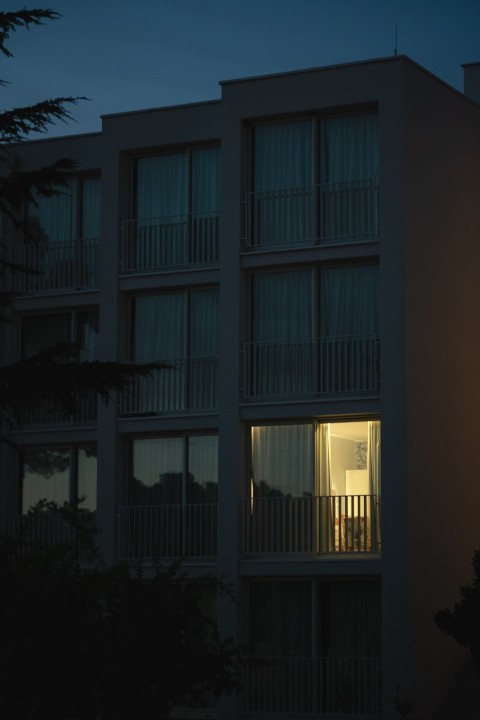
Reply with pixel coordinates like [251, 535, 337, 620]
[326, 579, 381, 658]
[81, 178, 101, 238]
[368, 420, 381, 546]
[320, 114, 378, 183]
[78, 311, 98, 361]
[28, 186, 73, 244]
[191, 148, 220, 214]
[319, 265, 378, 393]
[134, 294, 184, 361]
[77, 447, 97, 511]
[316, 423, 333, 551]
[250, 581, 312, 656]
[320, 113, 378, 241]
[253, 270, 312, 342]
[136, 154, 187, 220]
[251, 424, 313, 498]
[254, 121, 313, 245]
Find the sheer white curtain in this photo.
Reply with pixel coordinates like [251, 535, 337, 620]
[254, 121, 313, 245]
[320, 113, 378, 183]
[189, 289, 218, 357]
[320, 113, 378, 240]
[81, 178, 101, 239]
[368, 420, 381, 546]
[191, 148, 220, 214]
[320, 265, 378, 337]
[134, 294, 185, 361]
[136, 154, 187, 220]
[251, 424, 313, 498]
[28, 186, 73, 244]
[253, 269, 312, 341]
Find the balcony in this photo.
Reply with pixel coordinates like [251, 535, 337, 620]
[121, 212, 219, 273]
[9, 510, 97, 561]
[19, 390, 97, 427]
[117, 504, 217, 561]
[12, 238, 99, 294]
[243, 656, 380, 717]
[244, 494, 380, 556]
[120, 357, 218, 416]
[244, 179, 378, 249]
[244, 335, 380, 400]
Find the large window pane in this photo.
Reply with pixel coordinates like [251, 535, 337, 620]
[77, 447, 97, 511]
[28, 186, 73, 244]
[131, 437, 183, 506]
[21, 313, 71, 357]
[250, 581, 312, 656]
[136, 154, 187, 220]
[22, 449, 70, 512]
[81, 177, 101, 238]
[188, 435, 218, 503]
[251, 424, 313, 498]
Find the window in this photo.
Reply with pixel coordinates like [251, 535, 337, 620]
[124, 146, 220, 271]
[123, 288, 218, 414]
[246, 578, 380, 716]
[247, 113, 378, 247]
[21, 446, 97, 513]
[20, 310, 98, 423]
[118, 434, 218, 559]
[17, 178, 101, 292]
[246, 420, 381, 554]
[246, 265, 379, 398]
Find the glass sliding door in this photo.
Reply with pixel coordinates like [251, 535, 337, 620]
[253, 120, 314, 246]
[122, 434, 218, 560]
[190, 147, 220, 263]
[319, 264, 379, 393]
[250, 269, 313, 397]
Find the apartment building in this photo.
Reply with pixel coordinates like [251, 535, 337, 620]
[2, 55, 480, 720]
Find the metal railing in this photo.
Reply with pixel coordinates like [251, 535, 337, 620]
[244, 335, 380, 399]
[9, 511, 97, 560]
[243, 656, 380, 717]
[121, 211, 219, 272]
[13, 237, 99, 293]
[118, 503, 217, 560]
[120, 357, 218, 415]
[19, 390, 97, 426]
[244, 178, 378, 248]
[244, 494, 380, 555]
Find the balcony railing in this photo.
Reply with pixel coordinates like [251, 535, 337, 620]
[243, 656, 380, 717]
[244, 335, 380, 399]
[244, 494, 380, 555]
[13, 237, 99, 293]
[118, 504, 217, 560]
[9, 511, 97, 561]
[120, 357, 218, 416]
[19, 390, 97, 426]
[121, 211, 219, 273]
[244, 179, 378, 248]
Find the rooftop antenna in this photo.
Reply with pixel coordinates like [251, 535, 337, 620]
[394, 25, 398, 56]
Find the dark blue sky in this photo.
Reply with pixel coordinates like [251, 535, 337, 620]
[3, 0, 479, 137]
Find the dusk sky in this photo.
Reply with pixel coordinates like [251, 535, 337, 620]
[2, 0, 479, 137]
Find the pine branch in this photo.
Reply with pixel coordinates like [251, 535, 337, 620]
[0, 9, 61, 57]
[0, 98, 85, 143]
[0, 158, 76, 224]
[0, 344, 172, 424]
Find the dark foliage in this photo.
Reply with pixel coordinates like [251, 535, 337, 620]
[0, 523, 246, 720]
[434, 550, 480, 673]
[0, 9, 169, 436]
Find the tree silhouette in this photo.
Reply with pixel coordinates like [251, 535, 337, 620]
[0, 9, 168, 436]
